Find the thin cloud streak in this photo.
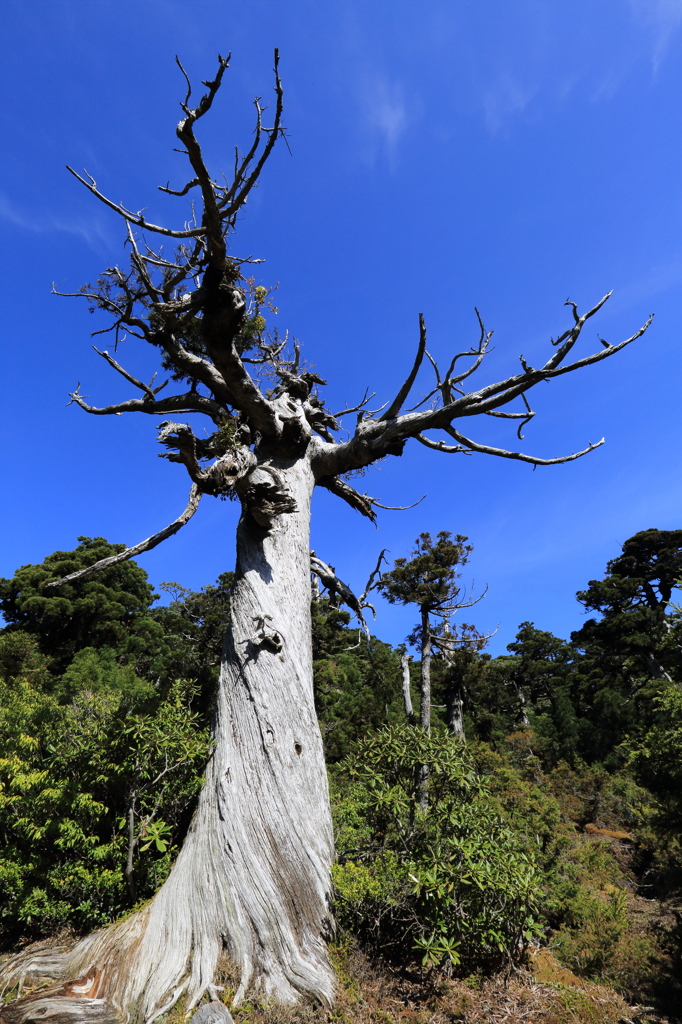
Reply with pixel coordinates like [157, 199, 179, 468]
[463, 0, 682, 133]
[483, 74, 538, 134]
[629, 0, 682, 71]
[0, 192, 112, 250]
[357, 73, 410, 167]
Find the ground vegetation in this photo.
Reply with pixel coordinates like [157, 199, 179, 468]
[2, 529, 682, 1020]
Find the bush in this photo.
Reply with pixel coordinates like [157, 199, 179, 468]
[0, 667, 209, 944]
[331, 725, 542, 971]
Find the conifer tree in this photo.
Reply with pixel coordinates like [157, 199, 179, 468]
[378, 532, 474, 732]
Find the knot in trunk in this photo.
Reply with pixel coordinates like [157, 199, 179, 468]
[239, 465, 297, 529]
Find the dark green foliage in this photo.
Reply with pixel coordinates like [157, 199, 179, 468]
[377, 532, 479, 736]
[312, 598, 403, 761]
[0, 537, 234, 718]
[465, 530, 682, 769]
[631, 687, 682, 804]
[570, 528, 682, 755]
[3, 527, 682, 1008]
[467, 740, 663, 1000]
[377, 531, 472, 614]
[627, 687, 682, 898]
[144, 574, 233, 711]
[474, 624, 584, 764]
[0, 543, 229, 945]
[0, 537, 159, 673]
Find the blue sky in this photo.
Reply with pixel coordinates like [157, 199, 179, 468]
[2, 0, 682, 654]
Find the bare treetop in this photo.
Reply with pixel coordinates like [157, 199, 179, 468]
[58, 53, 652, 532]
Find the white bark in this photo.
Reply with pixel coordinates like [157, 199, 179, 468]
[0, 457, 335, 1023]
[445, 681, 466, 740]
[400, 652, 414, 722]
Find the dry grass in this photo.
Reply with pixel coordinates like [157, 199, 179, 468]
[1, 939, 669, 1024]
[171, 942, 659, 1024]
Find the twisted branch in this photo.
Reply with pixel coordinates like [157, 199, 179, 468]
[45, 487, 202, 588]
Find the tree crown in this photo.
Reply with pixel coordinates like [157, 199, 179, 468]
[43, 50, 655, 585]
[0, 537, 157, 671]
[378, 531, 472, 613]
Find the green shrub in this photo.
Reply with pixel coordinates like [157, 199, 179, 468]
[0, 672, 209, 943]
[331, 725, 542, 971]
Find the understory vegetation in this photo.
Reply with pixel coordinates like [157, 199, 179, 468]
[2, 528, 682, 1021]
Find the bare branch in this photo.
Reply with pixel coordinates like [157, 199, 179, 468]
[316, 476, 377, 525]
[543, 292, 612, 368]
[485, 393, 534, 439]
[380, 313, 427, 420]
[174, 54, 232, 260]
[431, 583, 489, 615]
[408, 310, 493, 413]
[331, 390, 376, 419]
[310, 553, 379, 637]
[93, 347, 167, 399]
[310, 555, 366, 619]
[157, 330, 239, 409]
[219, 50, 285, 219]
[433, 622, 499, 650]
[370, 494, 426, 511]
[158, 177, 200, 197]
[45, 486, 202, 588]
[416, 428, 604, 466]
[359, 549, 389, 609]
[313, 296, 653, 483]
[66, 166, 206, 238]
[68, 384, 225, 424]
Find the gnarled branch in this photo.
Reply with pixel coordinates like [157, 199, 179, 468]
[380, 313, 427, 420]
[68, 385, 225, 425]
[312, 294, 653, 484]
[316, 476, 378, 524]
[157, 421, 256, 495]
[66, 166, 206, 239]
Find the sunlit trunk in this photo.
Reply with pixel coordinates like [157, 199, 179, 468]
[400, 652, 414, 723]
[0, 457, 335, 1024]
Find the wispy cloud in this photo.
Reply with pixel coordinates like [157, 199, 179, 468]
[464, 0, 682, 133]
[483, 74, 538, 134]
[357, 73, 410, 167]
[629, 0, 682, 71]
[0, 193, 112, 250]
[609, 253, 682, 312]
[368, 78, 407, 151]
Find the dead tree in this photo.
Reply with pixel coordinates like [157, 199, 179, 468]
[0, 51, 654, 1024]
[436, 620, 492, 741]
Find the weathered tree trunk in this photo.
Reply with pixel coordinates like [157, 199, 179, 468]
[416, 607, 432, 809]
[0, 457, 335, 1024]
[444, 677, 466, 741]
[419, 607, 432, 732]
[400, 652, 414, 723]
[513, 682, 530, 728]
